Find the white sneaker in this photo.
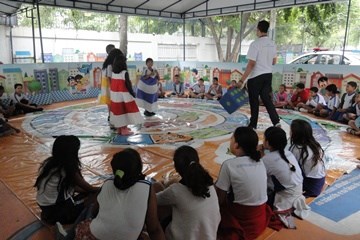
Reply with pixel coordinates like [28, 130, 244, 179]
[55, 222, 68, 239]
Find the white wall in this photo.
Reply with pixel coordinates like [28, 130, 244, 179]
[3, 27, 250, 63]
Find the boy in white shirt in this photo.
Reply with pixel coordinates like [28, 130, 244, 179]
[332, 81, 357, 122]
[297, 87, 326, 113]
[314, 84, 340, 118]
[189, 78, 205, 99]
[11, 83, 43, 114]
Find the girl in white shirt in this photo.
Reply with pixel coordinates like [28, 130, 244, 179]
[216, 127, 271, 240]
[262, 127, 309, 227]
[289, 119, 326, 197]
[34, 136, 99, 225]
[75, 148, 165, 240]
[156, 146, 220, 240]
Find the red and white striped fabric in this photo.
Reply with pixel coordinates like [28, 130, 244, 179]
[109, 71, 143, 128]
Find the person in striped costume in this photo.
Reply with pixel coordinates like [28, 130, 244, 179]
[110, 49, 143, 135]
[99, 44, 115, 121]
[136, 58, 160, 117]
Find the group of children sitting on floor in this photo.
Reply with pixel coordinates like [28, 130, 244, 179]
[0, 83, 43, 136]
[164, 76, 224, 100]
[273, 77, 360, 136]
[36, 119, 323, 239]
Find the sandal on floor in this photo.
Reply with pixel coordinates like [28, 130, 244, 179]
[346, 128, 360, 136]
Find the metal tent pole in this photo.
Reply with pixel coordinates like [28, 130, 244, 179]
[36, 1, 44, 63]
[31, 9, 36, 63]
[9, 17, 14, 64]
[342, 0, 352, 63]
[183, 18, 186, 61]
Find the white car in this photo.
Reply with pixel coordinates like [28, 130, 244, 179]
[288, 51, 360, 65]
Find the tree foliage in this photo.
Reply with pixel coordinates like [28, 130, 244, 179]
[16, 2, 360, 62]
[18, 6, 119, 31]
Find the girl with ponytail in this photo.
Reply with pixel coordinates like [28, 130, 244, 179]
[289, 119, 325, 197]
[75, 148, 165, 240]
[216, 127, 271, 240]
[156, 146, 220, 240]
[262, 127, 310, 227]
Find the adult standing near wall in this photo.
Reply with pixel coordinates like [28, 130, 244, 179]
[239, 20, 280, 129]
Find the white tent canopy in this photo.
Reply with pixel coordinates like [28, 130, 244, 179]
[1, 0, 335, 19]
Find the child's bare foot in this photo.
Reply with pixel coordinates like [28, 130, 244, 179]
[118, 127, 133, 136]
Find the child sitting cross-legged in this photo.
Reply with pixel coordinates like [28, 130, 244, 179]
[72, 148, 165, 240]
[289, 119, 326, 197]
[331, 81, 357, 122]
[313, 84, 340, 119]
[262, 127, 310, 228]
[346, 94, 360, 136]
[155, 146, 220, 240]
[274, 84, 288, 108]
[297, 87, 326, 113]
[216, 127, 275, 239]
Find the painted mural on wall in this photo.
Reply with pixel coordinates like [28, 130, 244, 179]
[0, 61, 359, 105]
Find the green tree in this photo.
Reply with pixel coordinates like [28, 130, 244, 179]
[278, 3, 345, 49]
[204, 12, 269, 62]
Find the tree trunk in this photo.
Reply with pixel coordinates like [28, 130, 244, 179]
[206, 18, 224, 62]
[119, 15, 128, 56]
[226, 27, 234, 61]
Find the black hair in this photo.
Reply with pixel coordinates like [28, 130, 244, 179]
[14, 83, 23, 89]
[0, 85, 4, 91]
[34, 135, 82, 193]
[264, 127, 296, 172]
[111, 148, 145, 190]
[145, 58, 153, 64]
[67, 76, 75, 83]
[199, 78, 204, 82]
[106, 44, 115, 54]
[173, 146, 213, 198]
[174, 74, 179, 77]
[347, 81, 357, 89]
[233, 127, 261, 161]
[296, 83, 305, 89]
[213, 77, 218, 82]
[112, 51, 127, 74]
[191, 68, 198, 75]
[74, 74, 83, 81]
[290, 119, 324, 170]
[325, 84, 339, 94]
[310, 87, 319, 93]
[280, 84, 286, 90]
[102, 48, 124, 70]
[318, 76, 328, 85]
[257, 20, 270, 33]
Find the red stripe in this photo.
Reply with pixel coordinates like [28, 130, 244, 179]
[110, 78, 128, 92]
[110, 101, 140, 115]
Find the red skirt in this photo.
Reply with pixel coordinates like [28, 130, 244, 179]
[219, 202, 277, 240]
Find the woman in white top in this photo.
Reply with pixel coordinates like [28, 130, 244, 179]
[156, 146, 220, 240]
[262, 127, 310, 227]
[216, 127, 271, 240]
[75, 148, 165, 240]
[34, 135, 99, 225]
[289, 119, 326, 197]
